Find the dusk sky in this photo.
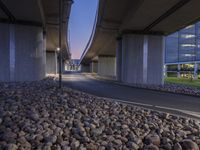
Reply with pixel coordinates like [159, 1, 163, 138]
[69, 0, 98, 59]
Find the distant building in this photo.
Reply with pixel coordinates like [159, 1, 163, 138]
[65, 59, 80, 71]
[165, 22, 200, 79]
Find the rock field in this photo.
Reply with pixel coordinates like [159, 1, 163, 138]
[0, 78, 199, 150]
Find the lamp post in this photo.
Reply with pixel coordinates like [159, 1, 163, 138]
[56, 47, 60, 75]
[58, 0, 62, 88]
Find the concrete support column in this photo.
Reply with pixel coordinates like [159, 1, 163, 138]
[116, 37, 122, 81]
[121, 34, 164, 85]
[9, 25, 15, 82]
[0, 23, 45, 82]
[81, 64, 90, 72]
[194, 62, 198, 80]
[164, 65, 167, 78]
[46, 51, 58, 74]
[90, 61, 98, 73]
[177, 64, 181, 78]
[98, 56, 116, 77]
[43, 32, 47, 76]
[0, 24, 10, 81]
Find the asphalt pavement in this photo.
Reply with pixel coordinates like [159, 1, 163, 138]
[62, 72, 200, 119]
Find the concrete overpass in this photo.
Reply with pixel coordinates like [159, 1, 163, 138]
[80, 0, 200, 85]
[0, 0, 72, 82]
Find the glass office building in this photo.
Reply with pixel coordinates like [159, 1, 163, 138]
[165, 22, 200, 79]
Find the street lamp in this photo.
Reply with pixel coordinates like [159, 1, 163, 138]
[55, 47, 60, 77]
[57, 47, 60, 52]
[58, 47, 62, 88]
[58, 0, 62, 88]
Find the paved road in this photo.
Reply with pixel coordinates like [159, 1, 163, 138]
[62, 73, 200, 118]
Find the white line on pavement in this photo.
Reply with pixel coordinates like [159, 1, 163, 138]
[114, 99, 153, 107]
[107, 98, 200, 119]
[156, 105, 200, 118]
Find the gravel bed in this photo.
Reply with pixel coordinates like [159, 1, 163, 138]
[0, 78, 200, 150]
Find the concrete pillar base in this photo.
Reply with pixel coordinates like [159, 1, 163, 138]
[120, 34, 164, 85]
[98, 56, 116, 77]
[81, 64, 90, 72]
[90, 61, 98, 73]
[46, 51, 58, 74]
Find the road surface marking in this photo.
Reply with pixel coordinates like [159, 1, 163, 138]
[103, 98, 200, 119]
[156, 105, 200, 118]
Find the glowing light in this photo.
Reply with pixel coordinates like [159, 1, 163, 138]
[56, 47, 60, 51]
[181, 44, 196, 47]
[181, 34, 195, 39]
[184, 54, 196, 57]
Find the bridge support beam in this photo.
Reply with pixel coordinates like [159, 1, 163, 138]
[119, 34, 164, 85]
[98, 56, 116, 77]
[0, 23, 46, 82]
[90, 61, 98, 73]
[46, 51, 58, 75]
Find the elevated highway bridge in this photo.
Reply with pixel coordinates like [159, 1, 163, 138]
[80, 0, 200, 85]
[0, 0, 72, 81]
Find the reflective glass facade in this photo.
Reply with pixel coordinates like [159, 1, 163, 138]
[165, 22, 200, 63]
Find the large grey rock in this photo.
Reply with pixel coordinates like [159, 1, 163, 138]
[91, 127, 103, 137]
[145, 134, 161, 146]
[181, 139, 199, 150]
[174, 143, 182, 150]
[145, 144, 159, 150]
[44, 135, 57, 144]
[127, 141, 139, 149]
[6, 144, 18, 150]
